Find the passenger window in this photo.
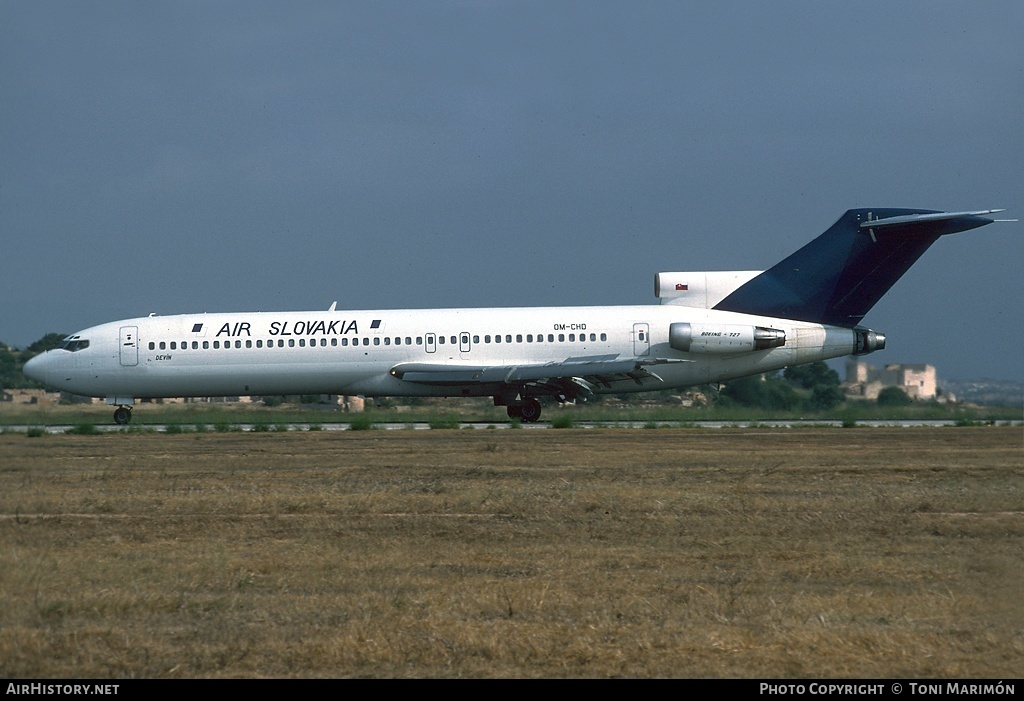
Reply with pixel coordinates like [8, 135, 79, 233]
[149, 342, 155, 350]
[256, 340, 263, 348]
[299, 339, 306, 347]
[363, 338, 369, 346]
[160, 342, 166, 350]
[278, 339, 284, 347]
[235, 340, 242, 348]
[516, 334, 522, 343]
[569, 334, 575, 342]
[600, 333, 607, 341]
[374, 338, 380, 346]
[289, 339, 295, 347]
[331, 338, 338, 347]
[548, 334, 554, 342]
[384, 337, 391, 346]
[406, 337, 413, 345]
[203, 341, 209, 349]
[246, 340, 252, 348]
[320, 338, 326, 347]
[416, 337, 423, 345]
[472, 335, 479, 343]
[558, 334, 565, 342]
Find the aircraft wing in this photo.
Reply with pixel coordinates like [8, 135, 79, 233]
[389, 354, 687, 397]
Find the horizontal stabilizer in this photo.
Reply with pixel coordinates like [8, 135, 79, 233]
[859, 209, 1004, 229]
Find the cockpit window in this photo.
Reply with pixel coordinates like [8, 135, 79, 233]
[59, 337, 90, 352]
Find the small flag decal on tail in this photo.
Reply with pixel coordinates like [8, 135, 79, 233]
[675, 283, 688, 291]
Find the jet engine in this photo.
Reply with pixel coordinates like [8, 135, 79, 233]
[853, 327, 886, 355]
[669, 322, 786, 353]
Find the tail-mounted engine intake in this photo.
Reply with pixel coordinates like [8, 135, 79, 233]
[853, 327, 886, 356]
[669, 323, 786, 354]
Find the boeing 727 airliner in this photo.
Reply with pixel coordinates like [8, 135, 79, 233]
[24, 208, 1006, 424]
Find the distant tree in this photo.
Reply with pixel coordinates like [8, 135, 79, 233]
[784, 362, 840, 390]
[763, 379, 801, 410]
[721, 374, 800, 410]
[877, 386, 913, 406]
[0, 345, 17, 389]
[807, 384, 846, 411]
[720, 376, 764, 406]
[27, 333, 67, 353]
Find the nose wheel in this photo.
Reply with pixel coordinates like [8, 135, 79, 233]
[113, 406, 133, 425]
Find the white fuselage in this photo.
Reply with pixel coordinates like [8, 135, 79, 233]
[26, 206, 996, 420]
[26, 304, 860, 402]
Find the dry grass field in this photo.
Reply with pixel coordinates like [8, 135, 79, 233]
[1, 426, 1020, 678]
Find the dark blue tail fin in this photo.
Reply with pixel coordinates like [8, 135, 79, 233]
[713, 208, 1000, 327]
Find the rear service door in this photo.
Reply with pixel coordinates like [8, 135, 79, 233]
[633, 322, 650, 357]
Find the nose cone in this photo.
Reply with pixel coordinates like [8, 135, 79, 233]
[23, 351, 52, 385]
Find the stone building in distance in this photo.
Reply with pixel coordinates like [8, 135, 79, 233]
[844, 360, 943, 401]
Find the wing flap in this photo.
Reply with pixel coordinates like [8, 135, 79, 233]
[390, 355, 670, 388]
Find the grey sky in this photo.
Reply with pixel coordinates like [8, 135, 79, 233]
[2, 1, 1022, 383]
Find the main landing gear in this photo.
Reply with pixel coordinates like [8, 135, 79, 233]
[113, 406, 133, 425]
[506, 397, 542, 423]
